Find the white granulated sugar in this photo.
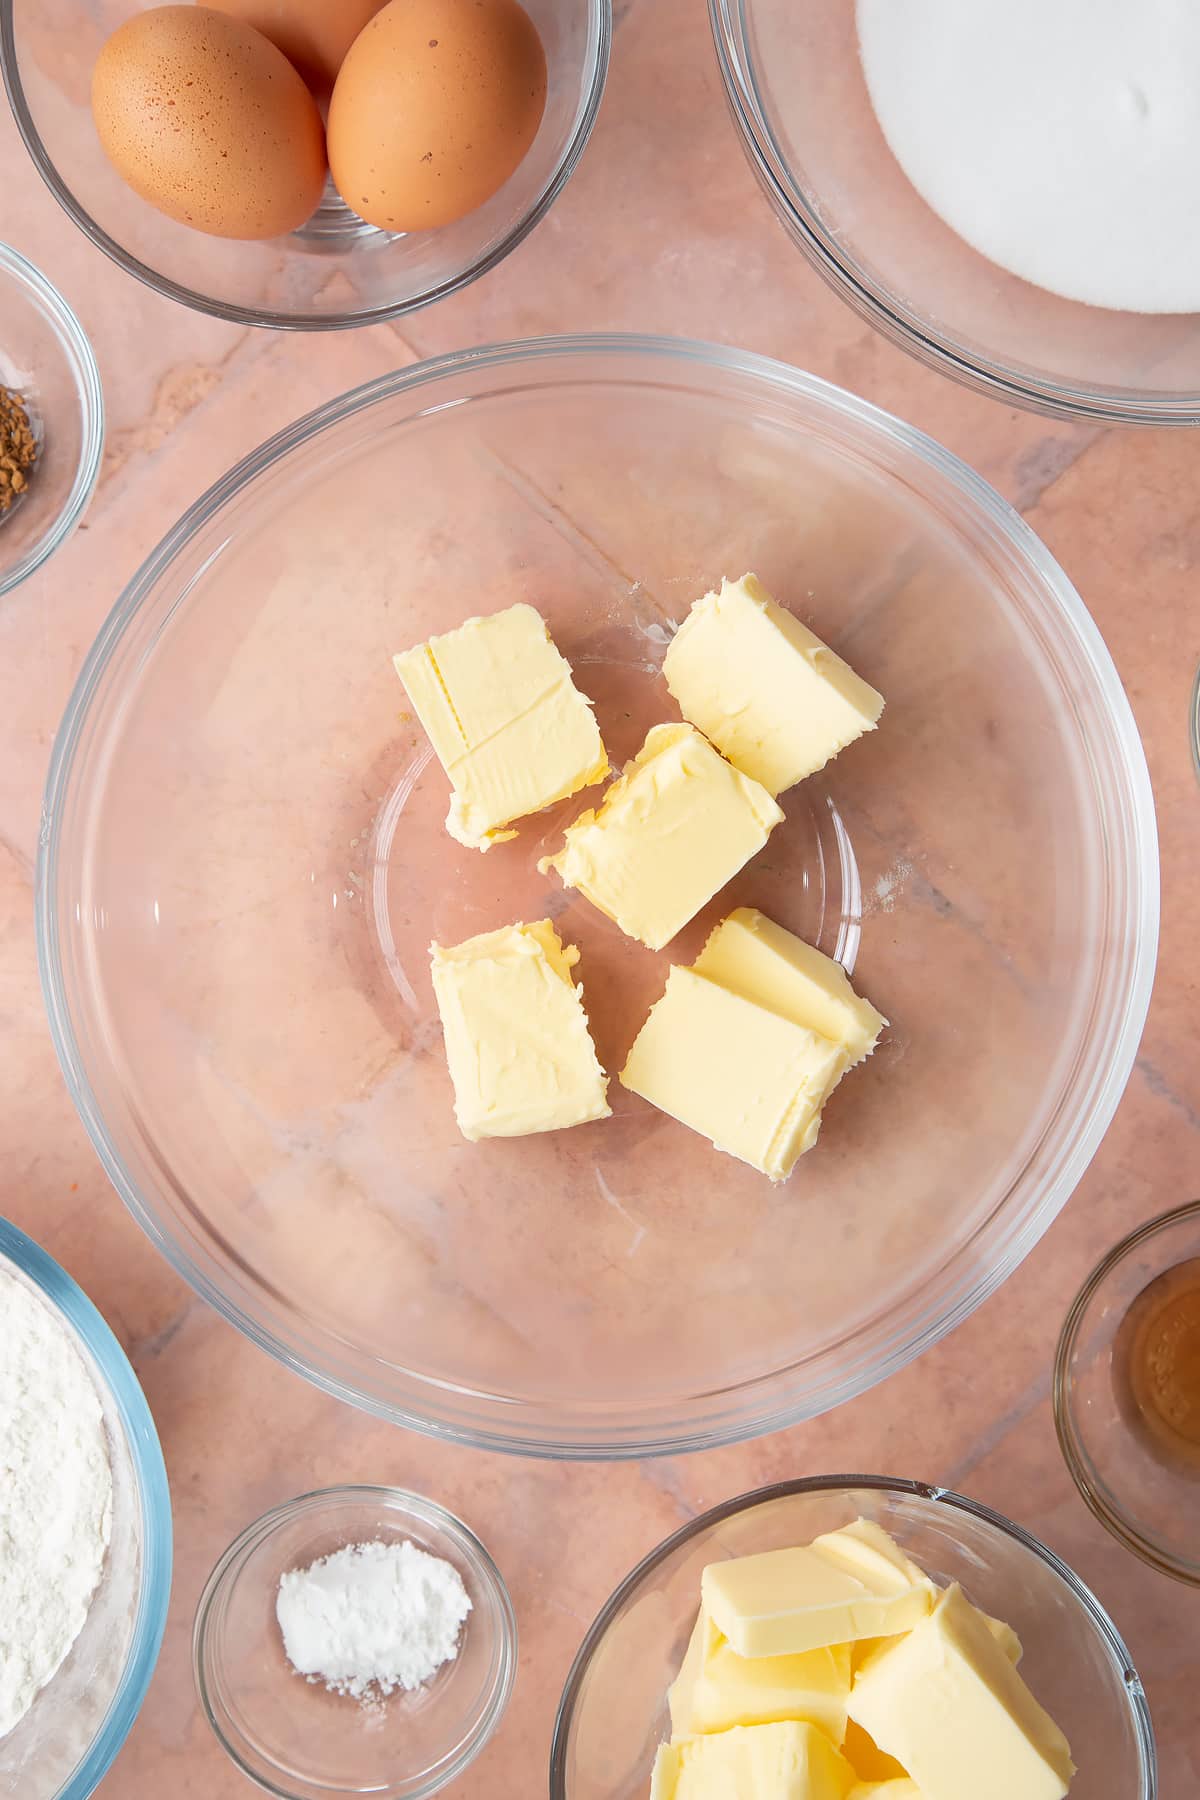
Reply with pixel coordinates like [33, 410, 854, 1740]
[276, 1539, 472, 1700]
[0, 1267, 113, 1739]
[858, 0, 1200, 313]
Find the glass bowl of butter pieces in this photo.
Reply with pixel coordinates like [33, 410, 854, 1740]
[39, 334, 1157, 1457]
[551, 1476, 1156, 1800]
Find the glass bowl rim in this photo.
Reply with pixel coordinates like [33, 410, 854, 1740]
[192, 1482, 518, 1800]
[1054, 1197, 1200, 1586]
[0, 0, 612, 332]
[707, 0, 1200, 427]
[548, 1472, 1159, 1800]
[0, 1215, 173, 1800]
[0, 239, 104, 597]
[35, 331, 1160, 1458]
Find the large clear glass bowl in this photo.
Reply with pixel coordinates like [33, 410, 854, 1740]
[0, 0, 608, 329]
[550, 1477, 1157, 1799]
[710, 0, 1200, 425]
[0, 1218, 172, 1799]
[37, 335, 1158, 1458]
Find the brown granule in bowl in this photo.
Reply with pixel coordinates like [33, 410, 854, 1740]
[0, 387, 37, 515]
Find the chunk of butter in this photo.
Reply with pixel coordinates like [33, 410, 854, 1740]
[393, 602, 608, 851]
[651, 1721, 857, 1800]
[539, 723, 784, 951]
[620, 967, 846, 1180]
[851, 1605, 1022, 1679]
[842, 1720, 911, 1785]
[849, 1783, 924, 1799]
[811, 1520, 932, 1594]
[847, 1584, 1075, 1800]
[663, 573, 884, 794]
[669, 1607, 852, 1742]
[693, 908, 886, 1066]
[701, 1526, 935, 1659]
[429, 920, 610, 1140]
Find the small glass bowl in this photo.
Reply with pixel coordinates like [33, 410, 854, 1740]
[0, 241, 103, 597]
[1, 0, 609, 330]
[193, 1486, 516, 1800]
[550, 1476, 1156, 1800]
[1055, 1200, 1200, 1584]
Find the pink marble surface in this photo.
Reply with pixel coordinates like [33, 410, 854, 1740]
[1, 0, 1199, 1794]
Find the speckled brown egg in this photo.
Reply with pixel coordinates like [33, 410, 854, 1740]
[327, 0, 547, 233]
[206, 0, 387, 92]
[92, 6, 327, 240]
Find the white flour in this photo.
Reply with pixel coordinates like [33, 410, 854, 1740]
[858, 0, 1200, 313]
[276, 1539, 472, 1700]
[0, 1267, 113, 1739]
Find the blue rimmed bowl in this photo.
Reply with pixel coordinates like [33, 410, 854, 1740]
[0, 1217, 171, 1799]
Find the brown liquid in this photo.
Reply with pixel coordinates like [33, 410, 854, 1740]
[1116, 1257, 1200, 1474]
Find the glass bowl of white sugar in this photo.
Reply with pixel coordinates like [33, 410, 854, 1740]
[711, 0, 1200, 423]
[194, 1485, 516, 1800]
[0, 1217, 172, 1799]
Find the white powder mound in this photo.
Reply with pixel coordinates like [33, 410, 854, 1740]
[276, 1539, 472, 1700]
[0, 1267, 114, 1739]
[857, 0, 1200, 314]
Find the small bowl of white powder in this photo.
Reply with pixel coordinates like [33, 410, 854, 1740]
[712, 0, 1200, 422]
[193, 1485, 516, 1799]
[0, 1218, 172, 1798]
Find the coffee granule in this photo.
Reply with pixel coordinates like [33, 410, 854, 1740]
[0, 387, 37, 516]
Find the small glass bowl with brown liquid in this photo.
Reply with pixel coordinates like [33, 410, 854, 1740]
[1055, 1200, 1200, 1583]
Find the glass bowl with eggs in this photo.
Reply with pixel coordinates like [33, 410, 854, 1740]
[0, 0, 609, 329]
[37, 333, 1157, 1458]
[710, 0, 1200, 424]
[549, 1478, 1157, 1800]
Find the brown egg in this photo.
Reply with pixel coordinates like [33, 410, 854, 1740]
[206, 0, 387, 92]
[92, 6, 327, 241]
[328, 0, 547, 233]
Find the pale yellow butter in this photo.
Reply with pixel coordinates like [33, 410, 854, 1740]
[811, 1520, 933, 1595]
[847, 1584, 1075, 1800]
[701, 1528, 934, 1659]
[842, 1719, 911, 1785]
[693, 908, 886, 1066]
[849, 1783, 924, 1799]
[981, 1611, 1023, 1667]
[619, 967, 846, 1180]
[429, 920, 610, 1141]
[651, 1721, 857, 1800]
[663, 574, 884, 794]
[669, 1607, 852, 1742]
[851, 1603, 1022, 1677]
[393, 602, 608, 852]
[539, 723, 783, 951]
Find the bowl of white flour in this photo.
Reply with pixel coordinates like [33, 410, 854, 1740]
[0, 1219, 172, 1798]
[711, 0, 1200, 422]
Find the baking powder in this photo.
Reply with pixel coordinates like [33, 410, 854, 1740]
[276, 1538, 472, 1700]
[0, 1266, 114, 1739]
